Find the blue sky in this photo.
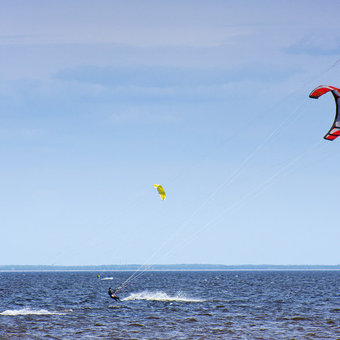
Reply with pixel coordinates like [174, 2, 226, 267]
[1, 0, 340, 266]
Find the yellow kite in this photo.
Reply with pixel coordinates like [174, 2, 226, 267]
[153, 184, 166, 200]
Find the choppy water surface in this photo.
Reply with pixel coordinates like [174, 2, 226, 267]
[0, 271, 339, 339]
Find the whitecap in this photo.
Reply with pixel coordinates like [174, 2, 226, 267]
[0, 308, 67, 316]
[101, 277, 114, 280]
[123, 291, 205, 302]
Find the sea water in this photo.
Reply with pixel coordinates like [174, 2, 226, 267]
[0, 271, 339, 339]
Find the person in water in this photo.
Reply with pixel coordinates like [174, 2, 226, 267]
[108, 287, 121, 302]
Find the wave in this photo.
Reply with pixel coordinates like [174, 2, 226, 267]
[101, 277, 114, 280]
[123, 291, 205, 302]
[0, 308, 69, 316]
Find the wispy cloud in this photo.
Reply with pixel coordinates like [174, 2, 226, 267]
[286, 35, 340, 56]
[54, 65, 298, 88]
[109, 109, 179, 125]
[0, 1, 250, 48]
[0, 34, 65, 45]
[0, 127, 42, 139]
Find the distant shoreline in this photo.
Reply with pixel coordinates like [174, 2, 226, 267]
[1, 264, 340, 272]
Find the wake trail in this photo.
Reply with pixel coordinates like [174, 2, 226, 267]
[122, 291, 205, 303]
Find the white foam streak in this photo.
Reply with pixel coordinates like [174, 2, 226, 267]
[123, 291, 204, 302]
[101, 277, 114, 280]
[0, 308, 68, 316]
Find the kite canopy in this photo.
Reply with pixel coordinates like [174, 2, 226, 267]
[309, 85, 340, 141]
[153, 184, 166, 200]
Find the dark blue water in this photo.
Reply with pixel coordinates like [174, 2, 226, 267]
[0, 271, 339, 339]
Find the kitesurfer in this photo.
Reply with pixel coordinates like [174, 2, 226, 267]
[108, 287, 121, 302]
